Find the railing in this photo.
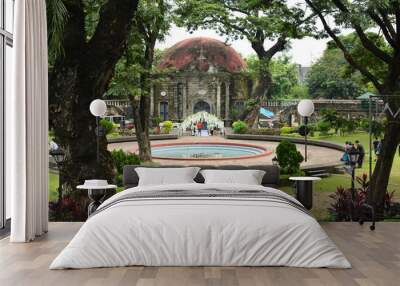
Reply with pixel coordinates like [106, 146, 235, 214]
[104, 99, 130, 108]
[263, 99, 385, 112]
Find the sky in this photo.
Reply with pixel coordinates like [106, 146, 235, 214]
[156, 25, 330, 67]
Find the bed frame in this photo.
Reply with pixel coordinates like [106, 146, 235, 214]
[123, 165, 280, 189]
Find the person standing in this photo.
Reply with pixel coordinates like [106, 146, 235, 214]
[376, 139, 384, 161]
[373, 137, 379, 154]
[355, 140, 365, 168]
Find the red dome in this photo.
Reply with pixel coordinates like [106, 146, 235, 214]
[158, 37, 247, 73]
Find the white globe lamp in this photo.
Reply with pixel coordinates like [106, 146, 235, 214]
[89, 99, 107, 164]
[90, 99, 107, 117]
[297, 99, 314, 162]
[297, 99, 314, 117]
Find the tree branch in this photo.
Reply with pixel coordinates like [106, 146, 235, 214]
[305, 0, 383, 91]
[331, 0, 392, 64]
[264, 36, 287, 60]
[377, 8, 397, 40]
[86, 0, 139, 74]
[395, 5, 400, 42]
[367, 10, 397, 48]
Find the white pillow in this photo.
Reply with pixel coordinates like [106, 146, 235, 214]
[200, 169, 266, 185]
[135, 167, 200, 186]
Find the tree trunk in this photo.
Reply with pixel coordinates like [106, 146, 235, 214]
[368, 79, 400, 217]
[368, 121, 400, 217]
[129, 34, 156, 162]
[243, 72, 272, 127]
[131, 95, 152, 162]
[240, 37, 286, 127]
[49, 0, 139, 192]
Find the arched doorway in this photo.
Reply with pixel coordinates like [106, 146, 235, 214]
[194, 100, 211, 113]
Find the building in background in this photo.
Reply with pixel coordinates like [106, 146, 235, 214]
[297, 64, 311, 83]
[152, 37, 251, 125]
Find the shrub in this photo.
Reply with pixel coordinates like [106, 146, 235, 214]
[359, 119, 385, 137]
[162, 120, 174, 134]
[329, 173, 399, 221]
[275, 140, 304, 174]
[111, 149, 140, 175]
[49, 196, 87, 222]
[298, 124, 315, 136]
[232, 120, 248, 134]
[316, 120, 331, 135]
[246, 128, 280, 136]
[328, 186, 352, 221]
[344, 119, 357, 134]
[280, 126, 295, 135]
[100, 118, 114, 135]
[152, 116, 161, 127]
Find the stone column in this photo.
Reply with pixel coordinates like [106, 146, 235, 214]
[182, 82, 187, 119]
[225, 81, 230, 119]
[150, 85, 154, 117]
[216, 82, 221, 117]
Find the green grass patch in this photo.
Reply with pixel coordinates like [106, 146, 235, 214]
[49, 171, 59, 202]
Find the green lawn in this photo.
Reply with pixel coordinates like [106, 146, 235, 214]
[302, 132, 400, 220]
[49, 171, 59, 202]
[316, 132, 400, 192]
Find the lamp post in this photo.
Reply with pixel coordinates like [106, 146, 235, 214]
[297, 100, 315, 162]
[348, 147, 360, 220]
[49, 148, 66, 202]
[89, 99, 107, 164]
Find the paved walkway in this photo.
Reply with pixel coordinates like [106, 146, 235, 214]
[108, 136, 343, 167]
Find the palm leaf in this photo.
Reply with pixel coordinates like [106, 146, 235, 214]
[47, 0, 69, 61]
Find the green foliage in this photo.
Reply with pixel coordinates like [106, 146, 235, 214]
[298, 124, 313, 136]
[111, 149, 141, 175]
[232, 121, 248, 134]
[174, 0, 316, 44]
[100, 118, 114, 135]
[344, 119, 357, 134]
[290, 85, 309, 99]
[276, 140, 304, 174]
[306, 48, 363, 99]
[316, 120, 331, 135]
[327, 32, 389, 85]
[162, 120, 174, 134]
[358, 119, 385, 138]
[280, 126, 295, 135]
[152, 116, 161, 127]
[246, 55, 307, 99]
[245, 128, 281, 136]
[46, 0, 69, 63]
[106, 0, 172, 99]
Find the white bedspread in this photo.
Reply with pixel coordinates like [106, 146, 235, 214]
[50, 183, 351, 269]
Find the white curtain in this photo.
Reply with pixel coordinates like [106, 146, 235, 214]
[7, 0, 49, 242]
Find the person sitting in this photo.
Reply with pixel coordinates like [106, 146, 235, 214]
[341, 144, 350, 165]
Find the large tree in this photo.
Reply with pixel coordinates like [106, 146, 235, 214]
[247, 55, 304, 99]
[107, 0, 170, 161]
[307, 48, 363, 99]
[306, 0, 400, 216]
[307, 33, 388, 99]
[174, 0, 315, 127]
[48, 0, 139, 190]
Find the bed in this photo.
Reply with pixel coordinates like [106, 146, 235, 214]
[50, 165, 351, 269]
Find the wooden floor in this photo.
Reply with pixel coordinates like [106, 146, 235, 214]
[0, 222, 399, 286]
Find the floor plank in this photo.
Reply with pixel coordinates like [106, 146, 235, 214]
[0, 222, 399, 286]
